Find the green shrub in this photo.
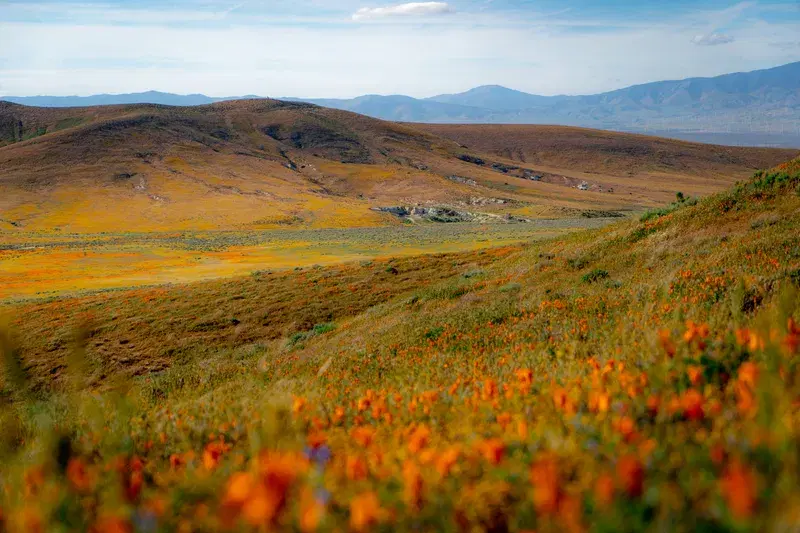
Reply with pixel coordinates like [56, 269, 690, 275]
[582, 269, 609, 283]
[424, 326, 444, 340]
[288, 322, 337, 347]
[567, 257, 589, 270]
[499, 282, 521, 293]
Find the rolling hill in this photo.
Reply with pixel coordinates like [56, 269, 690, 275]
[6, 61, 798, 146]
[0, 99, 796, 233]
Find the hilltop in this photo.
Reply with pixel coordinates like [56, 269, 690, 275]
[0, 99, 795, 233]
[1, 156, 798, 531]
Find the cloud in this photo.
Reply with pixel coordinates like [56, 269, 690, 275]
[352, 2, 453, 21]
[1, 2, 799, 99]
[691, 33, 735, 46]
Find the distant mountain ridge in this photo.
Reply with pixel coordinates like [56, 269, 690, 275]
[4, 61, 800, 147]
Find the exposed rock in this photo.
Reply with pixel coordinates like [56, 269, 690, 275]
[491, 162, 519, 173]
[372, 204, 531, 224]
[447, 175, 477, 186]
[457, 154, 485, 165]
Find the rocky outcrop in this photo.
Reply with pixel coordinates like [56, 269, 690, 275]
[372, 204, 530, 224]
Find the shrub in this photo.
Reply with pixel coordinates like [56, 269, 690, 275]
[424, 326, 444, 340]
[287, 322, 337, 347]
[582, 269, 609, 283]
[567, 257, 589, 270]
[499, 282, 521, 293]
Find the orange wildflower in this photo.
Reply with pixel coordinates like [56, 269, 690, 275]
[66, 458, 93, 493]
[351, 426, 376, 448]
[616, 416, 638, 443]
[737, 362, 758, 388]
[589, 391, 610, 413]
[681, 389, 705, 421]
[658, 329, 676, 358]
[482, 379, 498, 401]
[407, 425, 431, 454]
[349, 492, 384, 532]
[594, 473, 615, 508]
[224, 472, 256, 505]
[91, 516, 132, 533]
[646, 394, 660, 417]
[169, 454, 185, 471]
[307, 431, 327, 450]
[687, 365, 704, 386]
[476, 438, 505, 465]
[785, 318, 799, 354]
[299, 487, 324, 533]
[346, 456, 368, 481]
[683, 321, 709, 349]
[709, 444, 726, 466]
[552, 387, 575, 414]
[292, 397, 307, 416]
[496, 412, 512, 430]
[402, 460, 424, 510]
[530, 456, 561, 515]
[203, 441, 228, 470]
[616, 455, 644, 498]
[435, 447, 461, 477]
[516, 368, 534, 389]
[721, 461, 757, 520]
[222, 453, 306, 527]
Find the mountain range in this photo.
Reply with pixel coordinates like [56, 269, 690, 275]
[3, 61, 799, 147]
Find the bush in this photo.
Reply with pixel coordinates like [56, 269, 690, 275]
[582, 269, 610, 283]
[424, 326, 444, 340]
[287, 322, 337, 347]
[499, 282, 521, 293]
[567, 257, 589, 270]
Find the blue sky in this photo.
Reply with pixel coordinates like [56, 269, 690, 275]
[1, 0, 799, 97]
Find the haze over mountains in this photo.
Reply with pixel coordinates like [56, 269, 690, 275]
[4, 62, 800, 148]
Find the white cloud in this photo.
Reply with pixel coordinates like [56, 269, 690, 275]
[691, 33, 736, 46]
[352, 2, 453, 21]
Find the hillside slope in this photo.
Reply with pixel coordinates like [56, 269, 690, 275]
[1, 100, 796, 232]
[1, 158, 798, 531]
[412, 123, 794, 177]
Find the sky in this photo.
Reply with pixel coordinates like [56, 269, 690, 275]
[1, 0, 799, 98]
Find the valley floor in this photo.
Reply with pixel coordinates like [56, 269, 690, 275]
[0, 219, 613, 299]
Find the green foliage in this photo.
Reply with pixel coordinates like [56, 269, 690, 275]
[424, 326, 444, 340]
[582, 268, 609, 283]
[288, 322, 337, 347]
[567, 257, 590, 270]
[499, 282, 522, 293]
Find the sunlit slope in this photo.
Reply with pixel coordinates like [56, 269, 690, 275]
[1, 100, 796, 232]
[414, 123, 798, 202]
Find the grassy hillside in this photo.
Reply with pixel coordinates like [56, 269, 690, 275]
[1, 158, 798, 530]
[1, 100, 795, 233]
[414, 123, 795, 179]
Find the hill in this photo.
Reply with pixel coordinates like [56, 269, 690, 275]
[1, 157, 798, 531]
[1, 100, 796, 233]
[5, 61, 800, 147]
